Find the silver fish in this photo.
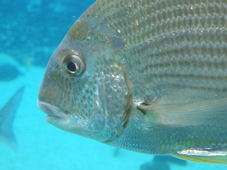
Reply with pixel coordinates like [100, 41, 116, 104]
[0, 86, 24, 150]
[38, 0, 227, 164]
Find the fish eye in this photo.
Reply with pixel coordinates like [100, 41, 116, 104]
[62, 54, 85, 77]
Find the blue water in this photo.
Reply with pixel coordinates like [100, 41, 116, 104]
[0, 0, 226, 170]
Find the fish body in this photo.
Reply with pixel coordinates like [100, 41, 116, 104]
[38, 0, 227, 164]
[0, 86, 24, 150]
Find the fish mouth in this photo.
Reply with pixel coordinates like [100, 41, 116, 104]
[37, 101, 67, 120]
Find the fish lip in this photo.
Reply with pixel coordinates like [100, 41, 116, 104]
[37, 100, 65, 119]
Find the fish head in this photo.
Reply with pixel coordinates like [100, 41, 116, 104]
[38, 16, 133, 142]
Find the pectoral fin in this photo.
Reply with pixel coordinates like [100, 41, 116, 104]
[172, 153, 227, 165]
[138, 98, 227, 127]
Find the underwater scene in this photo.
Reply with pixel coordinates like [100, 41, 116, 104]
[0, 0, 227, 169]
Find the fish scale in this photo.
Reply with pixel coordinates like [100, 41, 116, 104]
[85, 0, 227, 130]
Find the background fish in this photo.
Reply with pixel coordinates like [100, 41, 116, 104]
[0, 64, 23, 81]
[38, 0, 227, 165]
[140, 155, 187, 170]
[0, 86, 25, 150]
[0, 53, 24, 81]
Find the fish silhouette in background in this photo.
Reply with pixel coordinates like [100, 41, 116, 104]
[0, 64, 23, 81]
[113, 149, 187, 169]
[0, 53, 24, 82]
[0, 86, 25, 150]
[38, 0, 227, 165]
[140, 155, 187, 170]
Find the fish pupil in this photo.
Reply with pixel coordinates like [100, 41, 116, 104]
[67, 62, 77, 73]
[62, 54, 84, 76]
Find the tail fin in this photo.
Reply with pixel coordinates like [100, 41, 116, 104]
[0, 86, 25, 150]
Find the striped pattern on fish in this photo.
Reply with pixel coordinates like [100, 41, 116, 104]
[79, 0, 227, 104]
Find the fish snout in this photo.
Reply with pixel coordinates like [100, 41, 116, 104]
[37, 101, 67, 120]
[37, 101, 57, 117]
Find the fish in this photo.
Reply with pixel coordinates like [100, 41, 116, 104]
[0, 86, 25, 150]
[0, 64, 23, 81]
[140, 155, 187, 170]
[38, 0, 227, 165]
[0, 53, 24, 81]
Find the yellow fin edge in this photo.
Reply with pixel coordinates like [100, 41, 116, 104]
[172, 153, 227, 165]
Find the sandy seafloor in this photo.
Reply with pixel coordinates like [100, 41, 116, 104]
[0, 59, 226, 170]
